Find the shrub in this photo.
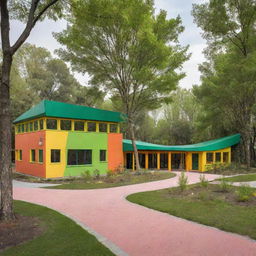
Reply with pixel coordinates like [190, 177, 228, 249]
[218, 176, 232, 192]
[106, 170, 115, 177]
[81, 170, 91, 182]
[93, 169, 100, 180]
[236, 184, 253, 202]
[178, 171, 188, 192]
[199, 174, 209, 188]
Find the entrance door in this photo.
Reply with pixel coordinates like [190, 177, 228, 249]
[192, 153, 199, 170]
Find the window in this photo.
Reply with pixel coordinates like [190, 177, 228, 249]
[215, 152, 221, 162]
[16, 150, 22, 161]
[74, 121, 84, 131]
[47, 119, 57, 130]
[51, 149, 61, 163]
[39, 119, 44, 130]
[110, 123, 118, 133]
[39, 149, 43, 163]
[223, 152, 229, 163]
[34, 120, 38, 131]
[29, 122, 33, 132]
[17, 125, 21, 133]
[30, 149, 36, 162]
[206, 152, 213, 163]
[21, 124, 25, 133]
[87, 122, 96, 132]
[100, 150, 106, 161]
[67, 150, 92, 165]
[61, 120, 72, 130]
[99, 123, 107, 132]
[25, 123, 29, 132]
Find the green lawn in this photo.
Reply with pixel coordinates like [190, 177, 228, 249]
[127, 184, 256, 240]
[48, 172, 176, 190]
[2, 201, 113, 256]
[220, 173, 256, 182]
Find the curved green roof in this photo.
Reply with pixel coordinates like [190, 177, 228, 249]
[123, 134, 241, 152]
[14, 100, 124, 123]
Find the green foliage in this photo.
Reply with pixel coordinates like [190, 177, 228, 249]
[199, 174, 209, 188]
[81, 170, 92, 182]
[56, 0, 189, 122]
[93, 169, 100, 180]
[178, 171, 188, 192]
[218, 176, 232, 192]
[235, 184, 253, 202]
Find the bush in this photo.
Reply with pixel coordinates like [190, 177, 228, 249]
[236, 184, 253, 202]
[218, 176, 232, 192]
[93, 169, 100, 180]
[178, 171, 188, 192]
[199, 174, 209, 188]
[81, 170, 91, 182]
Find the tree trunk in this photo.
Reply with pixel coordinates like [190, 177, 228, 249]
[129, 121, 141, 171]
[242, 129, 251, 169]
[0, 52, 15, 221]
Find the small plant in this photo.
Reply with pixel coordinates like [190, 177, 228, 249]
[178, 171, 188, 192]
[93, 169, 100, 180]
[106, 170, 115, 177]
[199, 174, 209, 188]
[218, 176, 232, 192]
[236, 184, 253, 202]
[198, 191, 209, 201]
[81, 170, 91, 182]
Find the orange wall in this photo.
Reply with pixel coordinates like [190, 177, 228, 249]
[15, 131, 46, 178]
[108, 133, 123, 171]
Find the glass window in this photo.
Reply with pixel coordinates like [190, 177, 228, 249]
[74, 121, 84, 131]
[51, 149, 61, 163]
[19, 150, 22, 161]
[34, 120, 38, 131]
[206, 152, 213, 163]
[215, 152, 221, 162]
[21, 124, 25, 133]
[29, 122, 33, 132]
[61, 120, 71, 130]
[223, 152, 229, 163]
[25, 123, 29, 132]
[110, 123, 118, 133]
[67, 150, 92, 165]
[47, 119, 57, 130]
[16, 150, 22, 161]
[87, 122, 96, 132]
[39, 149, 43, 163]
[17, 125, 21, 133]
[99, 123, 107, 132]
[39, 119, 44, 130]
[31, 149, 36, 162]
[100, 150, 106, 161]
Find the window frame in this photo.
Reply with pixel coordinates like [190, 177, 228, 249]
[74, 121, 85, 131]
[206, 152, 213, 163]
[30, 149, 36, 162]
[87, 122, 96, 132]
[60, 119, 72, 131]
[67, 149, 92, 166]
[51, 149, 61, 163]
[100, 149, 107, 162]
[46, 119, 57, 130]
[38, 149, 43, 163]
[110, 123, 118, 133]
[99, 123, 107, 133]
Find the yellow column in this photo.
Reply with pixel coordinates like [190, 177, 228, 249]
[157, 152, 160, 170]
[71, 120, 74, 131]
[186, 152, 192, 171]
[145, 153, 149, 169]
[168, 152, 171, 171]
[228, 147, 231, 163]
[117, 124, 120, 133]
[213, 151, 216, 163]
[107, 123, 110, 133]
[201, 152, 207, 172]
[43, 118, 46, 130]
[84, 121, 88, 132]
[57, 119, 61, 130]
[96, 122, 99, 132]
[220, 152, 223, 163]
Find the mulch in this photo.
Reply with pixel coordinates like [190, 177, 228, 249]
[0, 215, 44, 252]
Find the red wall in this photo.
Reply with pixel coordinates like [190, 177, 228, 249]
[15, 131, 46, 178]
[108, 133, 123, 171]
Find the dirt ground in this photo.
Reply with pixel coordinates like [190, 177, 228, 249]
[0, 215, 44, 252]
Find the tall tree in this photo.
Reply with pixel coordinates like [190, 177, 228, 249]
[56, 0, 189, 170]
[0, 0, 63, 221]
[192, 0, 256, 167]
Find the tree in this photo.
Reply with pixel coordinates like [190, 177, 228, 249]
[56, 0, 189, 170]
[0, 0, 63, 221]
[192, 0, 256, 167]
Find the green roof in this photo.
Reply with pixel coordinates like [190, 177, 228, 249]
[14, 100, 124, 124]
[123, 134, 241, 152]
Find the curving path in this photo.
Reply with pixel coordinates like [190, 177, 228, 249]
[14, 172, 256, 256]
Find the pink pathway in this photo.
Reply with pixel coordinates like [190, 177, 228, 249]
[14, 172, 256, 256]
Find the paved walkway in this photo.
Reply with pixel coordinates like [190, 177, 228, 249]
[13, 172, 256, 256]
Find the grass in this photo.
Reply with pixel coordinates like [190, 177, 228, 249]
[47, 171, 176, 190]
[2, 201, 114, 256]
[127, 184, 256, 240]
[219, 174, 256, 182]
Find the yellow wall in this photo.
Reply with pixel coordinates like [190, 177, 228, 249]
[45, 130, 68, 178]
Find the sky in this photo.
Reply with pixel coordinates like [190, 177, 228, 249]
[9, 0, 207, 89]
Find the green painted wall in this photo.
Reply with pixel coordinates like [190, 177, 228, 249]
[64, 132, 108, 176]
